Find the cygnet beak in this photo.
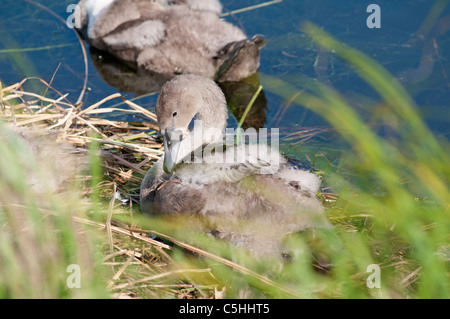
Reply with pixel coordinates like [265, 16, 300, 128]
[163, 129, 184, 174]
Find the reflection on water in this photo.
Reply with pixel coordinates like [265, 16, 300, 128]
[219, 73, 268, 129]
[397, 14, 450, 85]
[90, 47, 268, 129]
[0, 0, 449, 138]
[89, 47, 172, 96]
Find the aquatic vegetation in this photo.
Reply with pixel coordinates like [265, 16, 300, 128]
[261, 23, 450, 298]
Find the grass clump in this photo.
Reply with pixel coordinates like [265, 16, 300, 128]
[261, 23, 449, 298]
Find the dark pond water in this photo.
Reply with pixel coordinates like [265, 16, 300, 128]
[1, 0, 449, 160]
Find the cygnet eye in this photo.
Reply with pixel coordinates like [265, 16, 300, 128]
[172, 111, 177, 117]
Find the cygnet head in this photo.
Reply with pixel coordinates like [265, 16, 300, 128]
[155, 74, 228, 174]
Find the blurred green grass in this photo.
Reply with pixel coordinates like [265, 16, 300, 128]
[260, 23, 449, 298]
[0, 125, 109, 298]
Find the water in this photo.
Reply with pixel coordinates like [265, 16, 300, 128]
[1, 0, 449, 148]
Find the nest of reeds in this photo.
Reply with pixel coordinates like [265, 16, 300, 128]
[0, 77, 218, 298]
[2, 77, 303, 299]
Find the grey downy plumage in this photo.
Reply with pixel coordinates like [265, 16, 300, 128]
[75, 0, 265, 82]
[140, 75, 330, 257]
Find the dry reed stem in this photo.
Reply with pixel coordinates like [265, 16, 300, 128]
[150, 230, 301, 297]
[221, 0, 283, 17]
[73, 217, 172, 251]
[112, 268, 213, 290]
[0, 79, 161, 162]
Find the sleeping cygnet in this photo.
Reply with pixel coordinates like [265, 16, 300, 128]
[75, 0, 265, 82]
[140, 74, 330, 258]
